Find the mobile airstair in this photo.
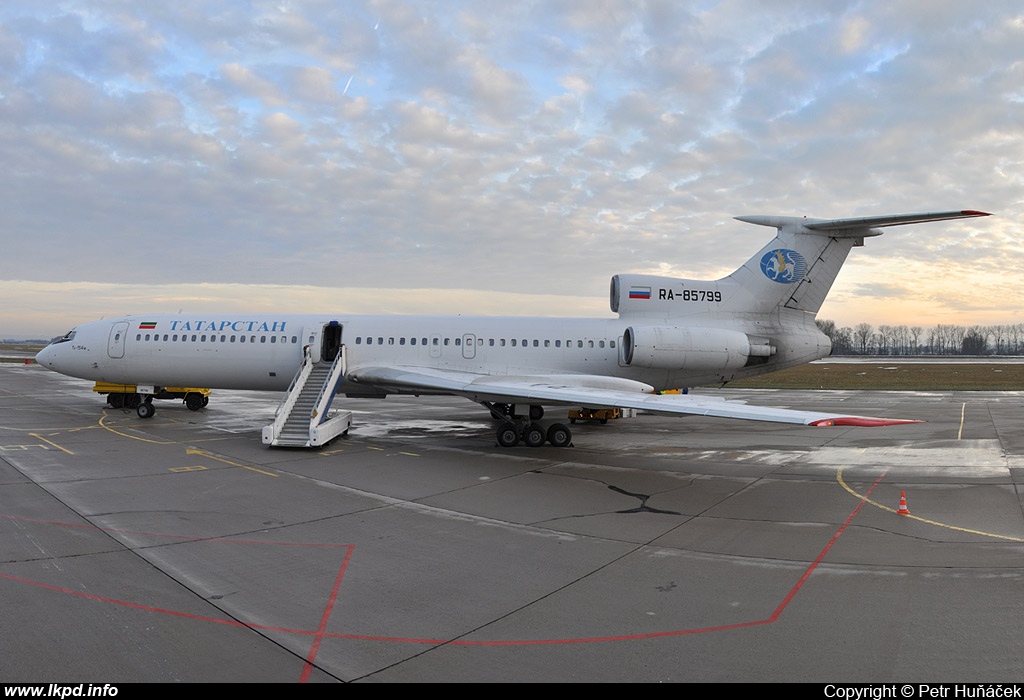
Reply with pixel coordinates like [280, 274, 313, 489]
[262, 345, 352, 448]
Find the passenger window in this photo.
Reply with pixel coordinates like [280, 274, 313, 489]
[271, 336, 277, 343]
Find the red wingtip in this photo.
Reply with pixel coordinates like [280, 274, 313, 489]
[961, 210, 991, 217]
[809, 417, 925, 427]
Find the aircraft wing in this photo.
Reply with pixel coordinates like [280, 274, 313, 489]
[345, 365, 921, 427]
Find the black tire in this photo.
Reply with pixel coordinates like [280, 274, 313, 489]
[524, 425, 546, 447]
[496, 424, 520, 447]
[185, 393, 204, 411]
[546, 423, 572, 448]
[529, 405, 544, 420]
[107, 393, 124, 408]
[137, 402, 155, 419]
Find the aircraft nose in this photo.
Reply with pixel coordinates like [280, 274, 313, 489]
[35, 344, 55, 368]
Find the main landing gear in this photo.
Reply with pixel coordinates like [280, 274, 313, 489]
[484, 403, 573, 448]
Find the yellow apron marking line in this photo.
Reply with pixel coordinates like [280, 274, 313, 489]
[170, 465, 208, 473]
[28, 433, 73, 455]
[185, 448, 278, 478]
[0, 424, 98, 433]
[96, 413, 276, 476]
[836, 468, 1024, 543]
[98, 413, 176, 445]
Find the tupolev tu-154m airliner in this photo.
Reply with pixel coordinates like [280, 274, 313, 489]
[36, 210, 990, 448]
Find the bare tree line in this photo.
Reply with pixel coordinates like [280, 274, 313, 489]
[815, 320, 1022, 356]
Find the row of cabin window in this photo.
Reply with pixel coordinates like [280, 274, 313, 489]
[354, 336, 615, 349]
[137, 333, 299, 344]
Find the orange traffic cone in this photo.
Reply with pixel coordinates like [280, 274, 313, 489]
[896, 491, 910, 516]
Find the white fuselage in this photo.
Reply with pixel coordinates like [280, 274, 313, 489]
[35, 311, 828, 397]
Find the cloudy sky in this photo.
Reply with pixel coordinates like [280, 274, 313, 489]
[1, 0, 1020, 338]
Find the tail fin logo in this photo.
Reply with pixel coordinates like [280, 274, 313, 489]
[759, 249, 807, 284]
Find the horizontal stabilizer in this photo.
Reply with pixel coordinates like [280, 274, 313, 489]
[736, 210, 990, 234]
[804, 210, 990, 231]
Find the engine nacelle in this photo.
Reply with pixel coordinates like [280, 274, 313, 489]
[623, 326, 767, 372]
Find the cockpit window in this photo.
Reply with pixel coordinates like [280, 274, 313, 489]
[49, 329, 76, 345]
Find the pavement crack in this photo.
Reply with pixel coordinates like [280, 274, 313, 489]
[607, 484, 681, 515]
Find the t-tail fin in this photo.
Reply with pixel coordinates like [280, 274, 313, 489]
[721, 210, 990, 316]
[611, 210, 989, 319]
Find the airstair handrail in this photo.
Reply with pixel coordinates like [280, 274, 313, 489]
[309, 344, 347, 428]
[266, 345, 315, 441]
